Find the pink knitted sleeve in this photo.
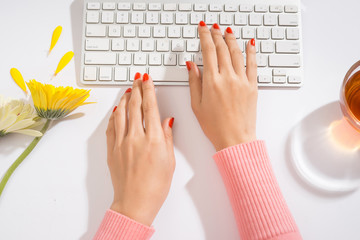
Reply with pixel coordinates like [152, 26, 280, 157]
[93, 209, 155, 240]
[213, 140, 302, 240]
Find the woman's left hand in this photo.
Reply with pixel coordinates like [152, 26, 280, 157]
[106, 73, 176, 226]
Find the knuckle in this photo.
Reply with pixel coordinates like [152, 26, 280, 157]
[142, 100, 155, 113]
[229, 47, 242, 56]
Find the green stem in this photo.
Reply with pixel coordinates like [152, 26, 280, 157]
[0, 119, 51, 199]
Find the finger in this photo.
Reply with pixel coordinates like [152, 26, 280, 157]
[106, 107, 116, 154]
[162, 117, 174, 149]
[210, 23, 233, 74]
[224, 27, 246, 77]
[128, 72, 144, 135]
[198, 21, 218, 74]
[141, 73, 162, 135]
[186, 61, 202, 109]
[114, 88, 131, 143]
[246, 39, 258, 85]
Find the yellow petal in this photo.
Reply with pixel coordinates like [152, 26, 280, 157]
[49, 26, 62, 54]
[12, 129, 43, 137]
[54, 51, 74, 76]
[10, 68, 27, 93]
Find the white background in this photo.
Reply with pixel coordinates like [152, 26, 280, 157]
[1, 0, 360, 239]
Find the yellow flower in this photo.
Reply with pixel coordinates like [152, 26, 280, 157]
[0, 95, 43, 137]
[26, 80, 92, 119]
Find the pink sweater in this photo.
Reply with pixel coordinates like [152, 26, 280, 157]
[94, 141, 302, 240]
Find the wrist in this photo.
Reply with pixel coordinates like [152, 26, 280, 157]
[214, 135, 257, 151]
[110, 201, 155, 227]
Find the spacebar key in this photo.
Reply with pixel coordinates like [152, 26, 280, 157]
[85, 53, 117, 65]
[149, 67, 188, 82]
[269, 55, 300, 67]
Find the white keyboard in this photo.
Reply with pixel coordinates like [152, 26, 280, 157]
[81, 0, 303, 87]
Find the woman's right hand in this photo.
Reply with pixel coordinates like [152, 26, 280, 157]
[187, 22, 258, 151]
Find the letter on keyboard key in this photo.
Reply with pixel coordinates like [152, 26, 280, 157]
[258, 75, 271, 83]
[288, 76, 301, 83]
[99, 67, 112, 81]
[85, 53, 116, 65]
[164, 53, 177, 66]
[149, 67, 188, 82]
[187, 39, 200, 52]
[269, 55, 300, 67]
[86, 25, 106, 37]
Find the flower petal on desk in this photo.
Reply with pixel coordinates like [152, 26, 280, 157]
[49, 26, 62, 54]
[54, 51, 74, 76]
[10, 68, 27, 93]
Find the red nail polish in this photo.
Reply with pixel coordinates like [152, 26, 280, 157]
[113, 106, 117, 112]
[186, 61, 191, 71]
[199, 21, 206, 27]
[250, 38, 255, 46]
[125, 88, 132, 93]
[226, 27, 233, 34]
[134, 72, 141, 80]
[213, 23, 220, 30]
[143, 73, 149, 82]
[169, 118, 175, 128]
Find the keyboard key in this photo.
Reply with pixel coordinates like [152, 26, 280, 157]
[275, 41, 300, 53]
[138, 26, 151, 38]
[220, 13, 232, 25]
[87, 11, 100, 23]
[85, 53, 117, 65]
[190, 13, 203, 25]
[149, 67, 188, 81]
[134, 53, 147, 65]
[288, 76, 301, 83]
[240, 4, 253, 12]
[172, 40, 185, 51]
[256, 54, 267, 67]
[168, 26, 181, 38]
[153, 26, 166, 38]
[86, 25, 106, 37]
[123, 25, 136, 37]
[183, 26, 196, 38]
[175, 13, 188, 24]
[286, 28, 299, 40]
[164, 53, 177, 65]
[264, 14, 277, 26]
[157, 39, 170, 51]
[108, 25, 121, 37]
[161, 12, 174, 24]
[255, 4, 268, 12]
[126, 39, 140, 51]
[102, 12, 114, 23]
[141, 39, 155, 51]
[103, 2, 116, 10]
[249, 14, 262, 26]
[209, 4, 222, 12]
[179, 3, 192, 11]
[99, 67, 112, 81]
[178, 53, 192, 65]
[117, 12, 129, 23]
[234, 13, 247, 25]
[242, 27, 255, 39]
[285, 5, 298, 13]
[279, 14, 298, 26]
[225, 4, 237, 12]
[257, 27, 270, 39]
[186, 39, 200, 52]
[273, 76, 286, 83]
[164, 3, 177, 11]
[112, 39, 125, 51]
[205, 12, 217, 24]
[149, 3, 161, 11]
[133, 3, 146, 11]
[130, 67, 148, 80]
[131, 12, 144, 23]
[118, 3, 131, 10]
[260, 41, 274, 53]
[86, 39, 110, 51]
[114, 67, 128, 81]
[270, 5, 283, 13]
[84, 67, 97, 81]
[271, 28, 285, 39]
[194, 53, 203, 65]
[194, 4, 207, 12]
[119, 53, 132, 65]
[273, 69, 287, 76]
[87, 3, 100, 10]
[269, 55, 300, 67]
[146, 12, 159, 24]
[149, 53, 162, 65]
[258, 75, 271, 83]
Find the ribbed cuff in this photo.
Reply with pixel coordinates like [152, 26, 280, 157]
[213, 140, 302, 240]
[93, 209, 155, 240]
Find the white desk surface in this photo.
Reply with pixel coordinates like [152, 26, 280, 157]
[1, 0, 360, 239]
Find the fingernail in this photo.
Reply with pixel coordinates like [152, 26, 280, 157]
[250, 38, 255, 46]
[226, 27, 233, 34]
[169, 117, 175, 128]
[113, 106, 117, 112]
[134, 72, 141, 80]
[143, 73, 149, 82]
[199, 21, 206, 27]
[213, 23, 220, 30]
[186, 61, 191, 71]
[125, 88, 132, 93]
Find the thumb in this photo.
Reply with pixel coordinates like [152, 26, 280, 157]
[162, 117, 174, 146]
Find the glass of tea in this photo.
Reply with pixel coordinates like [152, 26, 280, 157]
[340, 60, 360, 131]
